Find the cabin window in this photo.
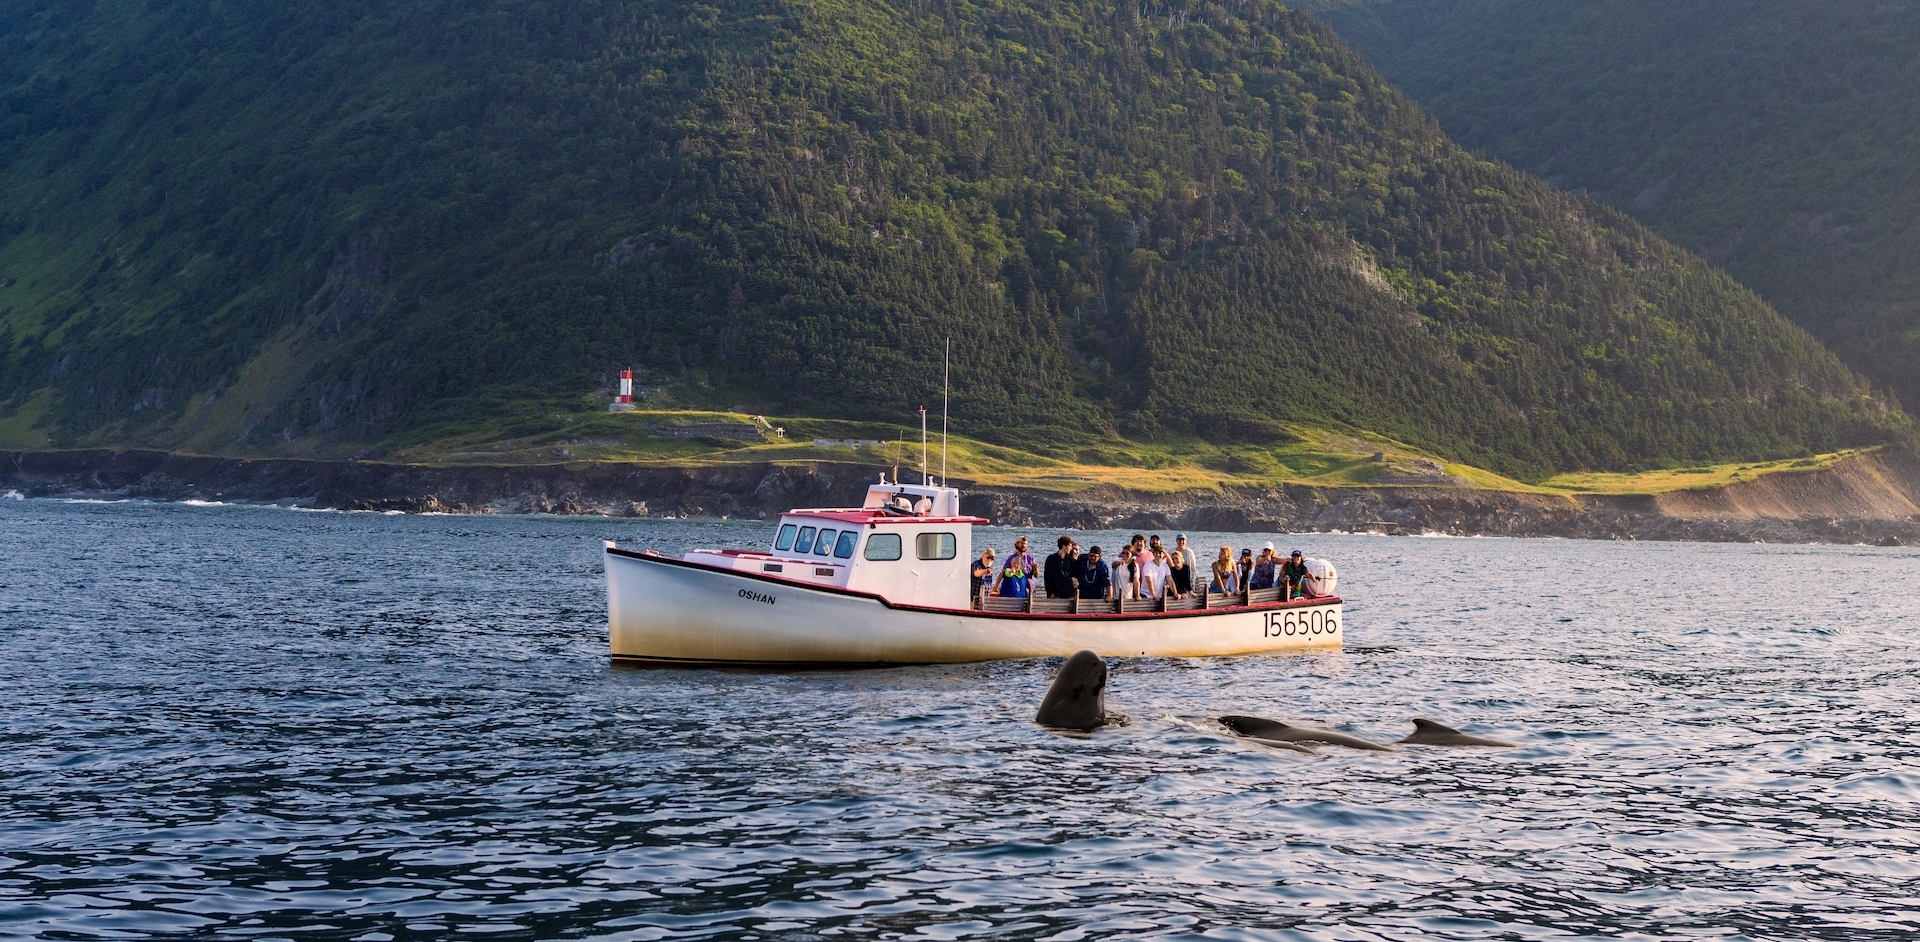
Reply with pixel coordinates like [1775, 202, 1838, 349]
[864, 533, 902, 560]
[833, 531, 858, 559]
[814, 529, 837, 555]
[793, 526, 817, 554]
[774, 524, 797, 551]
[915, 532, 957, 560]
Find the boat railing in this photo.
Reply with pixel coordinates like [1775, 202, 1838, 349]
[968, 583, 1292, 614]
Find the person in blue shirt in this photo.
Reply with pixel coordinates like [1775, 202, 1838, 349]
[1077, 546, 1111, 600]
[1005, 536, 1038, 588]
[998, 551, 1032, 598]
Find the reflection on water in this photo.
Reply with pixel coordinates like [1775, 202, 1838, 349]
[3, 500, 1918, 939]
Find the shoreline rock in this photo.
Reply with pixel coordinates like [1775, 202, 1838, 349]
[5, 446, 1918, 545]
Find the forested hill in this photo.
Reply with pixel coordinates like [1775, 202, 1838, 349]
[0, 0, 1903, 479]
[1303, 0, 1920, 415]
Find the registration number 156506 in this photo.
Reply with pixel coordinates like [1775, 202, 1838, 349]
[1263, 607, 1339, 638]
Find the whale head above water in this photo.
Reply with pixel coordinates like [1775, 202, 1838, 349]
[1035, 650, 1109, 730]
[1218, 715, 1394, 751]
[1396, 718, 1516, 747]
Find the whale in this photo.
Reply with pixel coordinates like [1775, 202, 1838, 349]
[1396, 718, 1516, 747]
[1221, 730, 1317, 755]
[1035, 650, 1110, 730]
[1218, 715, 1394, 751]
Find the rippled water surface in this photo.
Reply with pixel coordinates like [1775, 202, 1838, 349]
[4, 498, 1920, 940]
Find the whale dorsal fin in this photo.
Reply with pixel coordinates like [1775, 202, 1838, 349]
[1401, 717, 1516, 747]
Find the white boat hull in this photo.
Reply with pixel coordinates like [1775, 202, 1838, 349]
[606, 547, 1343, 664]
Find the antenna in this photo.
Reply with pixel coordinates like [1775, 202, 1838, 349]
[919, 406, 929, 485]
[941, 338, 950, 486]
[893, 430, 902, 484]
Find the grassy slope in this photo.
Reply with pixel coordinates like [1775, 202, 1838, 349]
[0, 0, 1905, 482]
[0, 382, 1865, 497]
[367, 402, 1870, 498]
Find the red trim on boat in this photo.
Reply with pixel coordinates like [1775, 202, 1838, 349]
[606, 545, 1340, 621]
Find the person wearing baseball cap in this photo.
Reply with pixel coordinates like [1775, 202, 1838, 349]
[1282, 549, 1310, 599]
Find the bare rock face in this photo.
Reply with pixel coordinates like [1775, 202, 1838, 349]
[4, 444, 1919, 545]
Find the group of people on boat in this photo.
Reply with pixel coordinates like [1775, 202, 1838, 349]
[971, 533, 1313, 602]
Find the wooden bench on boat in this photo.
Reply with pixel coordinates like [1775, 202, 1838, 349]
[973, 583, 1287, 614]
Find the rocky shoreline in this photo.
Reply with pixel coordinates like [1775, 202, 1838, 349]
[6, 446, 1919, 545]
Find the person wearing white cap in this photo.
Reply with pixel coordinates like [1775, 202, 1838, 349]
[1251, 543, 1280, 590]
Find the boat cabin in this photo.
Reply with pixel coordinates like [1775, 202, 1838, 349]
[681, 479, 987, 609]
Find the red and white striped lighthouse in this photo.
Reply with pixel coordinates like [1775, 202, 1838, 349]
[617, 369, 634, 404]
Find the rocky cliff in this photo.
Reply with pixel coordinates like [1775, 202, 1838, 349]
[6, 446, 1918, 545]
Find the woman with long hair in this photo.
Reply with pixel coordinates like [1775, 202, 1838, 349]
[1211, 545, 1238, 594]
[1111, 546, 1138, 600]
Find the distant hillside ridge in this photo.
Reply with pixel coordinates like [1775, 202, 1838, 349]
[0, 0, 1904, 479]
[1303, 0, 1920, 413]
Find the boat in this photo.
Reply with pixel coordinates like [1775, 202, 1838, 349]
[602, 478, 1344, 666]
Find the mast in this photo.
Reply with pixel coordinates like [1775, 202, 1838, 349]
[941, 338, 950, 486]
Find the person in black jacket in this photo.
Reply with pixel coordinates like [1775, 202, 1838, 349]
[1042, 535, 1079, 598]
[1078, 546, 1111, 600]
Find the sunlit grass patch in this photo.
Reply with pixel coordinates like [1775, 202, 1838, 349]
[1537, 448, 1874, 495]
[386, 401, 1881, 499]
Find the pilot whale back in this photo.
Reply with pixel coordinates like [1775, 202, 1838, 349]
[1218, 715, 1394, 751]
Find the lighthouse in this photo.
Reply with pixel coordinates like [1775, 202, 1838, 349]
[609, 369, 637, 412]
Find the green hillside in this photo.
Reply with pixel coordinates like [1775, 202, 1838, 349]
[1304, 0, 1920, 413]
[0, 0, 1903, 480]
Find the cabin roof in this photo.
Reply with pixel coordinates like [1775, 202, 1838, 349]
[784, 509, 990, 526]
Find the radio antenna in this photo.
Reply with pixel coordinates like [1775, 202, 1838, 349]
[941, 338, 950, 486]
[918, 406, 929, 485]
